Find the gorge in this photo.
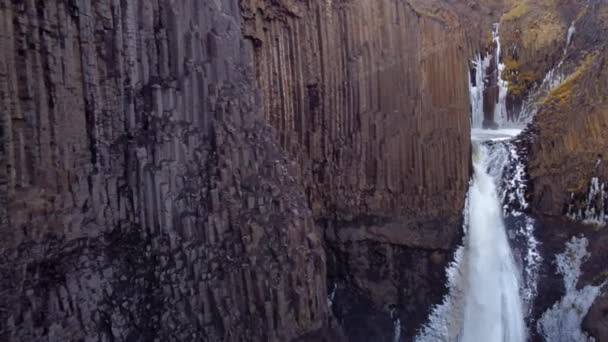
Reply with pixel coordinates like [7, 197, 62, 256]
[1, 0, 607, 341]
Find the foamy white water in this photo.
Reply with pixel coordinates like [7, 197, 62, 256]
[417, 139, 527, 342]
[461, 144, 526, 342]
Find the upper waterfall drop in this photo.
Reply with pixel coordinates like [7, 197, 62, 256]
[469, 24, 511, 129]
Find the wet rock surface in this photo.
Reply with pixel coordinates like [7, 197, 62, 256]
[7, 0, 608, 340]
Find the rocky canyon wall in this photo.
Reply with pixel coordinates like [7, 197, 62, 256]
[499, 0, 608, 221]
[0, 1, 331, 341]
[0, 0, 503, 341]
[241, 0, 501, 339]
[500, 0, 608, 339]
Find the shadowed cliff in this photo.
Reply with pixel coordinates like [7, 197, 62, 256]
[0, 0, 506, 341]
[0, 1, 330, 340]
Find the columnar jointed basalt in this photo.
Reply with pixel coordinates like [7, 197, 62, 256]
[0, 1, 330, 341]
[241, 0, 488, 339]
[0, 0, 507, 341]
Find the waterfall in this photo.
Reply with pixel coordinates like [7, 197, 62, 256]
[470, 54, 490, 129]
[493, 24, 509, 127]
[417, 131, 528, 342]
[461, 143, 526, 342]
[469, 24, 510, 129]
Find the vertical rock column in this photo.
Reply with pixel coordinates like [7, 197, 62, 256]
[242, 0, 474, 339]
[0, 1, 329, 341]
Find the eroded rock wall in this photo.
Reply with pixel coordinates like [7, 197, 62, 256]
[241, 0, 494, 339]
[518, 1, 608, 219]
[0, 1, 330, 341]
[0, 0, 506, 341]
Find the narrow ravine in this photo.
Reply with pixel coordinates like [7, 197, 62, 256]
[417, 24, 538, 342]
[416, 129, 530, 342]
[417, 16, 608, 340]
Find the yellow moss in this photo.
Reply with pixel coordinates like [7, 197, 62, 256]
[519, 70, 540, 81]
[503, 55, 521, 71]
[567, 178, 589, 193]
[542, 53, 597, 105]
[500, 0, 566, 52]
[502, 2, 529, 21]
[501, 54, 541, 97]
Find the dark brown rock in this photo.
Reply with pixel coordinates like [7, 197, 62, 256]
[0, 0, 507, 341]
[0, 1, 329, 341]
[241, 0, 503, 339]
[508, 1, 608, 339]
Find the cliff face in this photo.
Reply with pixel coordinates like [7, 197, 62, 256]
[500, 0, 608, 339]
[498, 0, 579, 114]
[0, 0, 500, 341]
[499, 0, 608, 217]
[244, 0, 473, 248]
[0, 1, 330, 341]
[242, 0, 496, 339]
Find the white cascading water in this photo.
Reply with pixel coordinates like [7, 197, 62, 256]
[538, 237, 605, 342]
[493, 24, 509, 127]
[416, 21, 605, 341]
[469, 24, 509, 128]
[470, 53, 490, 129]
[417, 134, 528, 342]
[460, 144, 526, 342]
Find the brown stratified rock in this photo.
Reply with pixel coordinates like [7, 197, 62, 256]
[241, 0, 501, 339]
[0, 1, 331, 341]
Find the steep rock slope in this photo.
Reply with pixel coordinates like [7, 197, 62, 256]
[499, 0, 581, 114]
[0, 1, 330, 341]
[241, 0, 502, 339]
[499, 0, 608, 228]
[501, 0, 608, 339]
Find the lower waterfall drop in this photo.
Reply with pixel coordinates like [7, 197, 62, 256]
[416, 131, 529, 342]
[461, 143, 526, 342]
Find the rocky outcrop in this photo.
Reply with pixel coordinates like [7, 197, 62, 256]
[0, 1, 331, 341]
[522, 1, 608, 218]
[502, 0, 608, 339]
[498, 0, 580, 115]
[241, 0, 504, 339]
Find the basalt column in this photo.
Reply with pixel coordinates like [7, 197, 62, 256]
[243, 0, 474, 339]
[0, 1, 330, 341]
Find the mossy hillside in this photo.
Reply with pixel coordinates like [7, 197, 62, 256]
[541, 52, 598, 106]
[501, 2, 529, 22]
[499, 0, 568, 100]
[501, 54, 540, 97]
